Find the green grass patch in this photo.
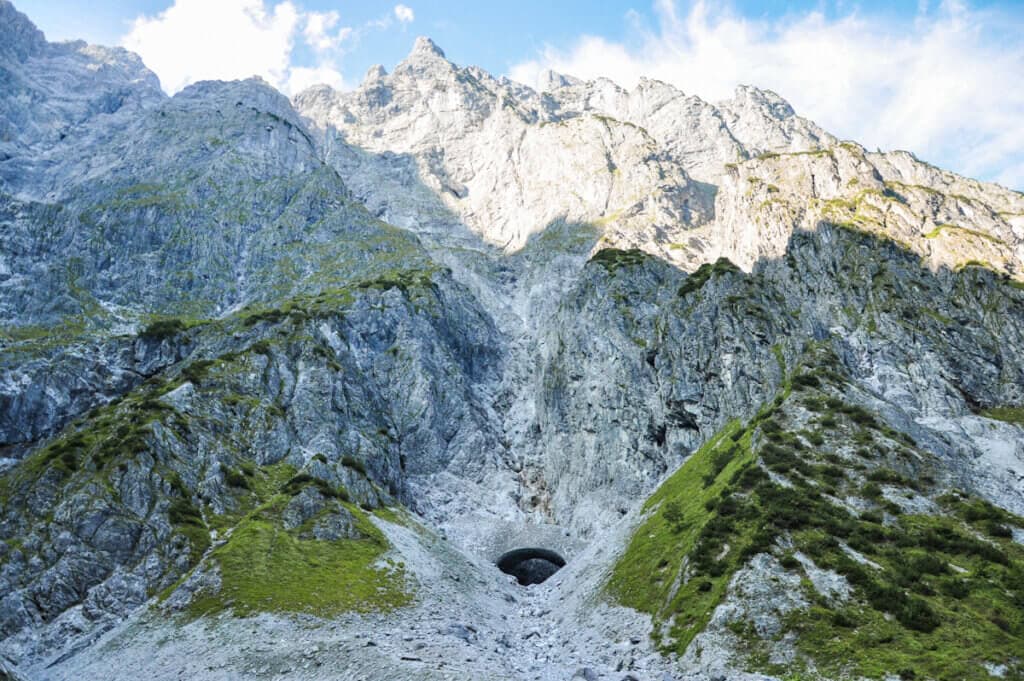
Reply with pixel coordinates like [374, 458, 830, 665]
[139, 317, 200, 341]
[678, 258, 741, 297]
[611, 360, 1024, 678]
[205, 462, 298, 534]
[979, 406, 1024, 425]
[786, 509, 1024, 680]
[607, 419, 758, 653]
[589, 248, 650, 273]
[923, 223, 1004, 245]
[188, 498, 410, 617]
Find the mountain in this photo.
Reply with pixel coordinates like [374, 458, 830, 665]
[1, 2, 1023, 680]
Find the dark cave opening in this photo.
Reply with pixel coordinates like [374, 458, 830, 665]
[496, 547, 566, 586]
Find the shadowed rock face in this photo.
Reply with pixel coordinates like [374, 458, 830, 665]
[497, 548, 567, 585]
[3, 4, 1024, 679]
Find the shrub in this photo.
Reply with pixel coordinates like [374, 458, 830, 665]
[678, 257, 739, 296]
[940, 578, 970, 599]
[904, 552, 948, 578]
[817, 464, 845, 483]
[761, 442, 812, 476]
[663, 500, 685, 529]
[960, 499, 1004, 523]
[732, 464, 768, 490]
[831, 610, 857, 628]
[243, 309, 286, 327]
[702, 444, 737, 487]
[141, 318, 185, 340]
[166, 472, 189, 497]
[168, 498, 203, 526]
[224, 467, 251, 490]
[987, 522, 1013, 538]
[341, 455, 367, 476]
[717, 495, 740, 517]
[852, 430, 874, 446]
[868, 468, 909, 486]
[914, 525, 1007, 565]
[779, 552, 801, 570]
[861, 482, 883, 499]
[282, 473, 345, 500]
[742, 527, 775, 562]
[707, 562, 727, 577]
[792, 373, 821, 390]
[805, 431, 825, 446]
[844, 405, 879, 428]
[251, 339, 272, 355]
[802, 397, 826, 412]
[182, 359, 215, 386]
[591, 248, 648, 273]
[897, 596, 940, 632]
[859, 510, 883, 524]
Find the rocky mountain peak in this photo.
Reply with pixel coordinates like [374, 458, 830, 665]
[538, 68, 582, 92]
[390, 35, 457, 85]
[175, 76, 291, 113]
[0, 0, 45, 61]
[3, 9, 1024, 681]
[363, 63, 388, 84]
[726, 83, 797, 119]
[408, 35, 448, 61]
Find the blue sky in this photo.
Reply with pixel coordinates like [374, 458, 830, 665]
[13, 1, 1024, 190]
[15, 1, 976, 80]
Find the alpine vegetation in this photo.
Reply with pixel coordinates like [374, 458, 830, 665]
[1, 2, 1023, 680]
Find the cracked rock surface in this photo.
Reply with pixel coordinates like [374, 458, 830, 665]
[2, 2, 1024, 679]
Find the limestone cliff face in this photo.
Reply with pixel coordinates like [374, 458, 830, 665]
[292, 39, 1024, 281]
[1, 3, 1023, 679]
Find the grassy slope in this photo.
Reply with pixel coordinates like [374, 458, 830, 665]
[607, 418, 756, 652]
[1, 280, 435, 621]
[188, 495, 409, 617]
[608, 352, 1024, 680]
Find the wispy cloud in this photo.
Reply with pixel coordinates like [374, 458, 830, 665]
[121, 1, 417, 96]
[303, 10, 351, 52]
[394, 5, 415, 25]
[509, 0, 1024, 189]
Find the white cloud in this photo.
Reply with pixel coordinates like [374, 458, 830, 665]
[122, 0, 300, 95]
[394, 5, 415, 24]
[509, 0, 1024, 189]
[286, 64, 345, 93]
[304, 10, 344, 51]
[121, 0, 361, 95]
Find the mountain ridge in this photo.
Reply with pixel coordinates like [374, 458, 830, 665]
[1, 4, 1023, 680]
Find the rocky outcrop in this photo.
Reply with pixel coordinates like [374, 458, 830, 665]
[1, 4, 1023, 679]
[0, 270, 503, 663]
[0, 1, 163, 194]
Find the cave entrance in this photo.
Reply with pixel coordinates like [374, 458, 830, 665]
[496, 548, 566, 586]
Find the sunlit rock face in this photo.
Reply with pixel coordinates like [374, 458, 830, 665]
[1, 2, 1023, 679]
